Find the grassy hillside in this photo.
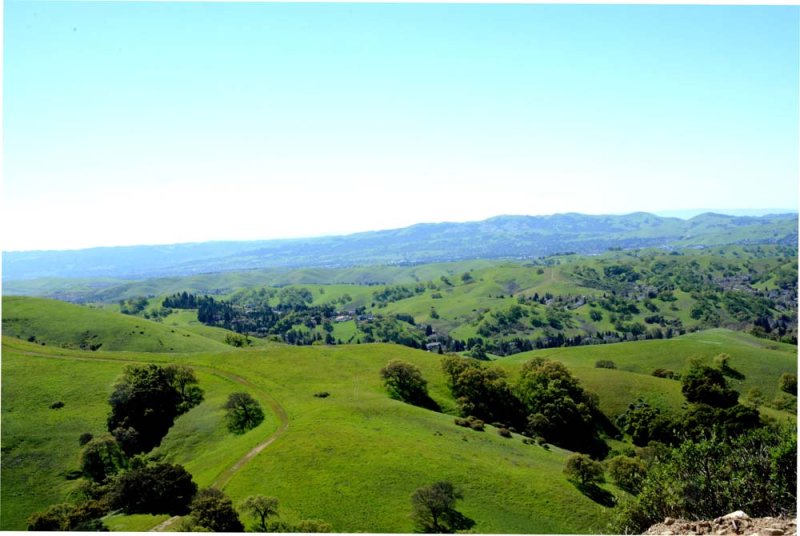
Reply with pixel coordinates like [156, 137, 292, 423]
[0, 338, 619, 533]
[495, 329, 797, 418]
[3, 322, 794, 532]
[2, 296, 231, 353]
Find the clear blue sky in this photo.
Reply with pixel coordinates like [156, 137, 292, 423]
[4, 2, 798, 250]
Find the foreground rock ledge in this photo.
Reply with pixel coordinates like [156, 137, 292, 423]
[645, 511, 797, 536]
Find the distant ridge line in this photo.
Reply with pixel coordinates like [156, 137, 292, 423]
[3, 211, 797, 281]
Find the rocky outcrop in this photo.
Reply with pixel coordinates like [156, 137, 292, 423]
[645, 511, 797, 536]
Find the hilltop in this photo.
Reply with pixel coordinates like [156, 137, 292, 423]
[4, 212, 796, 281]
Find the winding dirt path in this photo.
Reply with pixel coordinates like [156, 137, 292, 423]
[7, 346, 290, 533]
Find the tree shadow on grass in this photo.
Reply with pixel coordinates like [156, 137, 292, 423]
[413, 393, 442, 412]
[575, 483, 616, 507]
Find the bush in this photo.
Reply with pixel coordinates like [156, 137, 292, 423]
[224, 333, 250, 347]
[778, 373, 797, 396]
[652, 368, 680, 380]
[78, 433, 94, 446]
[497, 428, 512, 438]
[50, 401, 65, 409]
[606, 455, 647, 494]
[313, 391, 330, 398]
[27, 501, 109, 531]
[294, 519, 333, 532]
[469, 418, 485, 432]
[612, 427, 796, 534]
[595, 360, 616, 369]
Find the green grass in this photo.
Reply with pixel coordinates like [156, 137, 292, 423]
[2, 337, 619, 533]
[497, 329, 797, 416]
[0, 350, 127, 529]
[103, 513, 170, 531]
[2, 323, 795, 532]
[2, 296, 231, 353]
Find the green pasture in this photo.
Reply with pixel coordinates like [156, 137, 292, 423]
[2, 296, 229, 353]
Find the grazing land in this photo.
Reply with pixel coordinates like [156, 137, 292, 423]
[1, 220, 796, 533]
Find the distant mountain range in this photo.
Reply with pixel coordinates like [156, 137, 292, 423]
[3, 212, 797, 281]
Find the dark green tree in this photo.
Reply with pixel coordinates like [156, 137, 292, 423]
[224, 392, 265, 434]
[241, 495, 279, 532]
[380, 360, 437, 409]
[410, 481, 474, 533]
[441, 355, 522, 427]
[109, 462, 197, 515]
[517, 358, 607, 456]
[189, 488, 244, 532]
[107, 364, 202, 456]
[564, 453, 605, 487]
[681, 364, 739, 408]
[80, 435, 127, 482]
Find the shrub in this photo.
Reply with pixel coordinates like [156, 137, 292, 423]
[313, 391, 330, 398]
[612, 427, 796, 533]
[652, 368, 680, 380]
[778, 373, 797, 396]
[50, 401, 65, 409]
[294, 519, 333, 532]
[595, 360, 616, 369]
[498, 428, 512, 438]
[224, 333, 250, 347]
[606, 455, 647, 494]
[78, 433, 94, 446]
[27, 501, 109, 531]
[469, 419, 485, 432]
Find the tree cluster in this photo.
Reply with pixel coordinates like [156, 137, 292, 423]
[107, 364, 204, 456]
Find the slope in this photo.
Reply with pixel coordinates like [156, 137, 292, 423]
[2, 296, 231, 353]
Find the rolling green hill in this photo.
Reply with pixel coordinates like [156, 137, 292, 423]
[495, 329, 797, 418]
[1, 296, 231, 353]
[1, 338, 618, 533]
[2, 317, 794, 531]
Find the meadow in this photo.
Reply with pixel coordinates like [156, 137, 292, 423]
[1, 302, 794, 531]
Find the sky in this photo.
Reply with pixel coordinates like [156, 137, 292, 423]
[3, 2, 799, 251]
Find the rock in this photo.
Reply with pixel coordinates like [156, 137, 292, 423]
[724, 512, 751, 521]
[664, 518, 676, 526]
[760, 529, 784, 536]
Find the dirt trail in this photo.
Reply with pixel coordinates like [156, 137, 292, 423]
[8, 347, 290, 533]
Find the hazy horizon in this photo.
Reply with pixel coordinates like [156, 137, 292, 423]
[4, 208, 797, 254]
[4, 3, 798, 251]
